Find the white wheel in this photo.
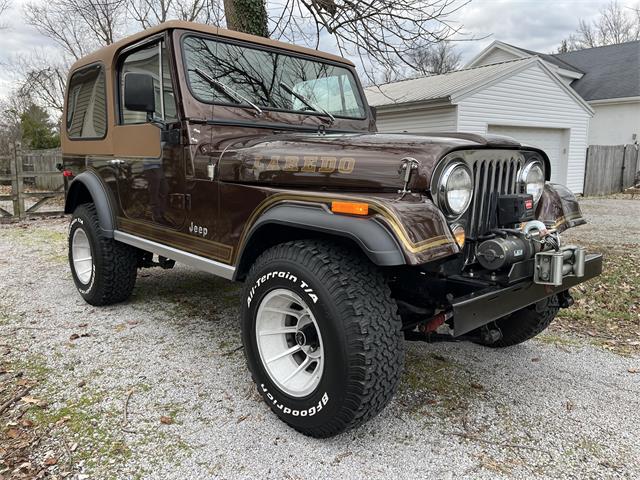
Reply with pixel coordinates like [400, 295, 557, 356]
[71, 227, 93, 284]
[255, 289, 324, 398]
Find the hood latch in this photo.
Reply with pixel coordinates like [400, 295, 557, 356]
[397, 157, 420, 199]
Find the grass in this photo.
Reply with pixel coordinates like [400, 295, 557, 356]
[397, 350, 485, 417]
[7, 353, 134, 472]
[555, 244, 640, 355]
[10, 359, 190, 477]
[27, 390, 133, 468]
[1, 222, 68, 263]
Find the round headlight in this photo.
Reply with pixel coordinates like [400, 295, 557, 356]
[519, 161, 545, 204]
[439, 162, 473, 217]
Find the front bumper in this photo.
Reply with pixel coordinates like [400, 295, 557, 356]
[451, 253, 603, 336]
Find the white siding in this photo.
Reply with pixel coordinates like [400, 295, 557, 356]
[456, 63, 591, 193]
[589, 102, 640, 145]
[376, 107, 457, 133]
[475, 48, 521, 66]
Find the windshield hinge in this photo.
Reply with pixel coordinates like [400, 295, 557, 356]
[185, 117, 208, 125]
[317, 124, 326, 136]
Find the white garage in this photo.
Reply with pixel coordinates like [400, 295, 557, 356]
[487, 125, 568, 184]
[365, 57, 593, 193]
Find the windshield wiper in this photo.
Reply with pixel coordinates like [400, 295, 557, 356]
[193, 68, 263, 117]
[279, 82, 335, 125]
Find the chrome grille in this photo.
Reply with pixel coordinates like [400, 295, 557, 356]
[465, 156, 524, 263]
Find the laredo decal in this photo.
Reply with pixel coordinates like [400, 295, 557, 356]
[261, 384, 329, 416]
[253, 155, 355, 174]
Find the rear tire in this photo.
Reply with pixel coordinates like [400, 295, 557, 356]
[241, 240, 404, 438]
[68, 203, 138, 306]
[474, 296, 559, 348]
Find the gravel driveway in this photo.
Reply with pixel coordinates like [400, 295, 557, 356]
[1, 198, 639, 479]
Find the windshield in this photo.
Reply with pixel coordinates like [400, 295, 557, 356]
[182, 35, 367, 119]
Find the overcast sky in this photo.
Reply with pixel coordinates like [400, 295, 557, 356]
[0, 0, 637, 101]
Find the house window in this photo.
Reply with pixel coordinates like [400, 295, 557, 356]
[119, 41, 177, 124]
[66, 64, 107, 139]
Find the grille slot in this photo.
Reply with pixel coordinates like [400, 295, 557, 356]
[465, 156, 524, 264]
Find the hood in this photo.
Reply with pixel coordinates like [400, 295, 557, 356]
[217, 131, 524, 191]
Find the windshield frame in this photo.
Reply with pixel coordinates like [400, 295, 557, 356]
[179, 32, 369, 122]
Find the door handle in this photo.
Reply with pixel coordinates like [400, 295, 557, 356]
[108, 159, 126, 166]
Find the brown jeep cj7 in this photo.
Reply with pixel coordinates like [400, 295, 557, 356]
[61, 21, 602, 438]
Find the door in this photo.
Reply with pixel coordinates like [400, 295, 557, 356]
[115, 38, 186, 230]
[488, 125, 568, 184]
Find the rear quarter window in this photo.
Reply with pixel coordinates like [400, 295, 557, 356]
[66, 64, 107, 139]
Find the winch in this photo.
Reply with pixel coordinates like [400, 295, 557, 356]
[475, 193, 546, 271]
[472, 193, 586, 286]
[475, 221, 548, 271]
[475, 230, 538, 271]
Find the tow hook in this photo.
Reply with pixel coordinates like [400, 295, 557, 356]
[558, 290, 575, 308]
[404, 310, 454, 342]
[480, 325, 503, 344]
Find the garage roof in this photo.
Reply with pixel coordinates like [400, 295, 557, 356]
[365, 56, 594, 115]
[553, 41, 640, 101]
[365, 57, 534, 107]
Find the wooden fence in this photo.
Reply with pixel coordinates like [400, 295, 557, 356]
[583, 144, 640, 196]
[0, 144, 64, 219]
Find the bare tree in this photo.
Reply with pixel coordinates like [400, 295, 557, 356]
[556, 39, 569, 54]
[220, 0, 472, 83]
[11, 54, 67, 114]
[0, 0, 11, 28]
[18, 0, 474, 116]
[408, 41, 461, 75]
[562, 1, 640, 51]
[127, 0, 224, 27]
[175, 0, 223, 23]
[0, 90, 31, 155]
[128, 0, 173, 28]
[24, 0, 127, 60]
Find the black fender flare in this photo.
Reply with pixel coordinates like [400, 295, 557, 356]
[237, 203, 406, 275]
[64, 170, 117, 238]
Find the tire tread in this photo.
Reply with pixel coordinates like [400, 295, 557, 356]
[70, 204, 137, 306]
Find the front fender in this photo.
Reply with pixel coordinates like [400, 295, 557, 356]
[240, 203, 405, 266]
[235, 193, 460, 269]
[537, 183, 586, 232]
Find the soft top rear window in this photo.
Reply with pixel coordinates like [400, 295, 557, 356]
[66, 64, 107, 139]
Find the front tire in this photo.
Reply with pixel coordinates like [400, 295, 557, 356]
[68, 203, 138, 306]
[473, 296, 559, 348]
[241, 240, 404, 438]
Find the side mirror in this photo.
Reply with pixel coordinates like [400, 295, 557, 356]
[369, 105, 377, 122]
[124, 73, 155, 114]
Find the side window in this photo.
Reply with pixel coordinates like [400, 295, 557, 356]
[66, 65, 107, 139]
[119, 41, 177, 124]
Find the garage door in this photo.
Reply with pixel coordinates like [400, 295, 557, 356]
[488, 125, 567, 184]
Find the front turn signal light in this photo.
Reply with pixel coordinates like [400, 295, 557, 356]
[452, 224, 465, 248]
[331, 201, 369, 216]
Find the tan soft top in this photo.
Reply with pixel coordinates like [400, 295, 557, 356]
[70, 20, 353, 71]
